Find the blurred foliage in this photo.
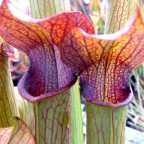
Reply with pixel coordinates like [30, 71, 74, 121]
[128, 66, 144, 131]
[70, 0, 105, 33]
[9, 47, 29, 86]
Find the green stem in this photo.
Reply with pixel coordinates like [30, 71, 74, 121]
[70, 80, 83, 144]
[29, 0, 71, 18]
[24, 91, 71, 144]
[87, 102, 127, 144]
[0, 50, 19, 127]
[19, 83, 82, 144]
[104, 0, 136, 33]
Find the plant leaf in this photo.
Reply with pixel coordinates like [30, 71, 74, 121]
[59, 11, 144, 107]
[9, 118, 35, 144]
[0, 127, 13, 144]
[0, 0, 94, 100]
[0, 118, 35, 144]
[59, 28, 103, 74]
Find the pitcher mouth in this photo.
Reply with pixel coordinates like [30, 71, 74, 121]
[86, 92, 133, 108]
[18, 72, 77, 102]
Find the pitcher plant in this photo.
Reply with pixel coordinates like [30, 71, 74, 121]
[0, 0, 94, 143]
[0, 0, 143, 144]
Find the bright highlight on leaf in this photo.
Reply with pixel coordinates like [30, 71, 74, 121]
[0, 0, 94, 100]
[0, 118, 35, 144]
[59, 10, 144, 107]
[0, 127, 13, 144]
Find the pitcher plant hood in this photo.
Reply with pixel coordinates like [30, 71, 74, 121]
[0, 0, 94, 101]
[59, 10, 144, 107]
